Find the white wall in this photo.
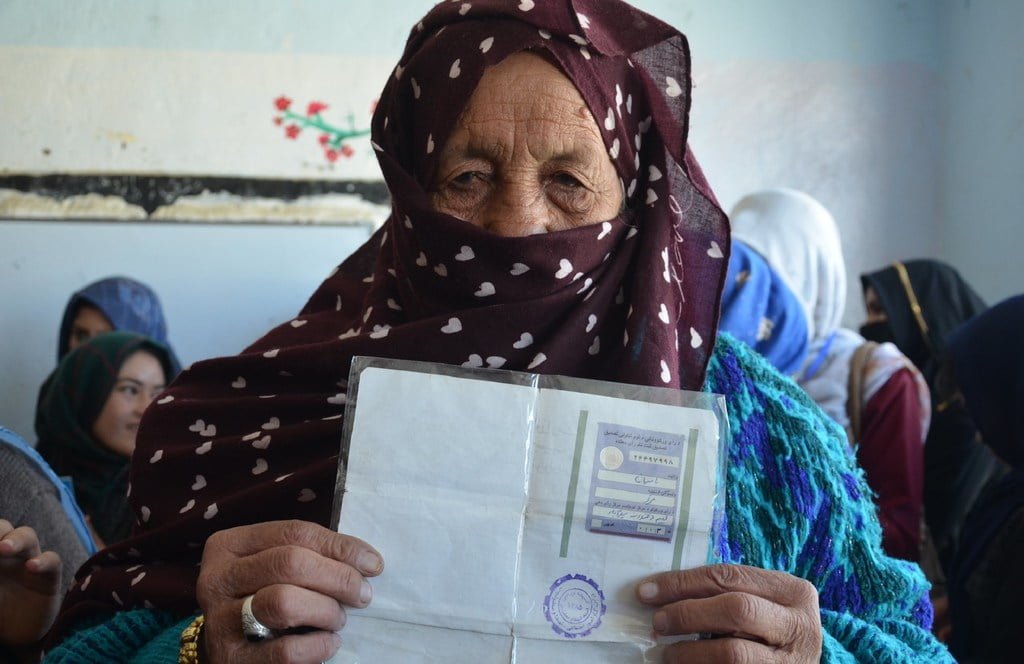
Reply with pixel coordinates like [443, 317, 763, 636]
[940, 1, 1024, 305]
[0, 221, 372, 442]
[1, 1, 1019, 439]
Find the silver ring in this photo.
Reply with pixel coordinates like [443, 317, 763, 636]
[241, 593, 274, 642]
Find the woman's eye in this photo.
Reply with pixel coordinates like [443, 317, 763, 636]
[449, 171, 486, 188]
[552, 172, 584, 188]
[119, 385, 139, 397]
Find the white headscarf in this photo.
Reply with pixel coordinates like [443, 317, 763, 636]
[730, 189, 928, 436]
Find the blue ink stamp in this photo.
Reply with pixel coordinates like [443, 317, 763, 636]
[543, 573, 606, 638]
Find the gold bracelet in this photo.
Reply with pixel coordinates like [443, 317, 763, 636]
[179, 614, 205, 664]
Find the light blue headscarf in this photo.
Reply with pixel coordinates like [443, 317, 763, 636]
[0, 425, 96, 555]
[719, 239, 810, 375]
[56, 276, 180, 374]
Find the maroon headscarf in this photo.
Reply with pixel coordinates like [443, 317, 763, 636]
[53, 0, 728, 631]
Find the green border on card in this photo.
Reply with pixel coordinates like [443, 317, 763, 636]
[672, 427, 701, 570]
[560, 409, 589, 558]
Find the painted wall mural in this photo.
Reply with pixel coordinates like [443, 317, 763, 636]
[0, 47, 393, 181]
[272, 96, 373, 163]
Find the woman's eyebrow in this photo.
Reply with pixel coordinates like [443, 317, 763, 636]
[455, 141, 505, 161]
[461, 145, 604, 169]
[115, 377, 145, 386]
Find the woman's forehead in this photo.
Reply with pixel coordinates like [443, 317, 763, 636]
[463, 53, 593, 121]
[443, 53, 605, 156]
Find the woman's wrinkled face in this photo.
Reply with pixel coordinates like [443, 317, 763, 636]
[68, 304, 114, 352]
[430, 52, 623, 237]
[91, 350, 166, 457]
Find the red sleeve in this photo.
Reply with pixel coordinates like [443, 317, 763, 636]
[859, 368, 925, 561]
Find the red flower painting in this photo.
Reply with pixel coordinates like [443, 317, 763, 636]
[306, 101, 329, 116]
[272, 94, 371, 163]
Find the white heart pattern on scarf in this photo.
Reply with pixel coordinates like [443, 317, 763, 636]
[690, 327, 703, 349]
[665, 76, 683, 97]
[513, 333, 533, 349]
[188, 420, 217, 437]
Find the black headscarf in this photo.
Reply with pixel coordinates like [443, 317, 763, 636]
[860, 259, 986, 384]
[36, 332, 176, 545]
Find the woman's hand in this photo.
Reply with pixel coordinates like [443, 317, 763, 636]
[637, 564, 822, 663]
[197, 520, 383, 664]
[0, 519, 63, 646]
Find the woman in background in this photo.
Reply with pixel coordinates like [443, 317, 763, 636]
[718, 238, 810, 375]
[35, 332, 173, 547]
[861, 260, 986, 376]
[861, 260, 1004, 571]
[55, 276, 177, 363]
[36, 277, 181, 469]
[732, 189, 930, 562]
[944, 294, 1024, 662]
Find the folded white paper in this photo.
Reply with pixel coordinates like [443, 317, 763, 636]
[330, 359, 725, 663]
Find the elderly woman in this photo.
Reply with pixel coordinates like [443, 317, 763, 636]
[46, 3, 949, 663]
